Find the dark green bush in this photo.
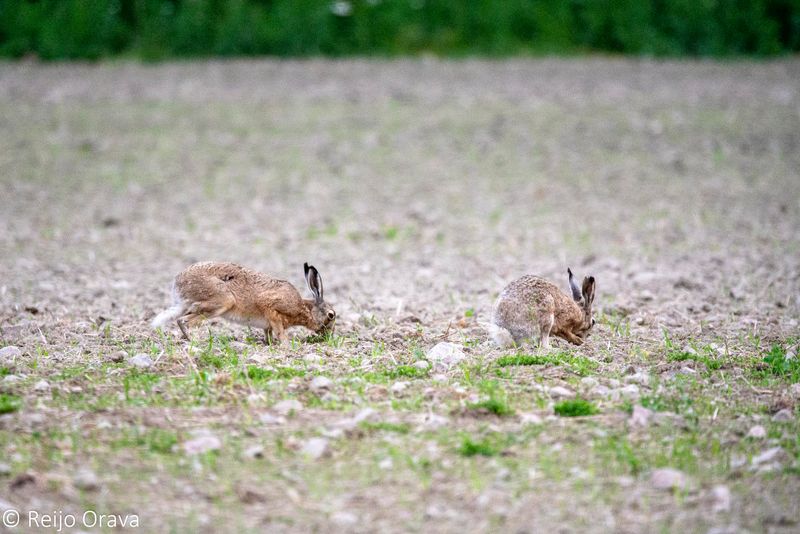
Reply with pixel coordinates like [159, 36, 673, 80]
[0, 0, 797, 60]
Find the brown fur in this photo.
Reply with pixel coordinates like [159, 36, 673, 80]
[155, 262, 335, 344]
[492, 269, 595, 348]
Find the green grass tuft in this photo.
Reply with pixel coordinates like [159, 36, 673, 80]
[0, 393, 22, 414]
[245, 366, 305, 382]
[554, 398, 598, 417]
[458, 436, 501, 457]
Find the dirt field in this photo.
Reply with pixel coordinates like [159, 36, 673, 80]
[1, 58, 799, 533]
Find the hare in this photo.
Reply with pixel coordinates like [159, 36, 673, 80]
[490, 268, 595, 348]
[151, 262, 335, 344]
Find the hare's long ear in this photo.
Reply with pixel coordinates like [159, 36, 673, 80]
[568, 268, 582, 302]
[304, 262, 323, 302]
[582, 276, 596, 306]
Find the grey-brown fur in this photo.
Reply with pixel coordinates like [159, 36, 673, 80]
[152, 262, 335, 344]
[491, 268, 596, 348]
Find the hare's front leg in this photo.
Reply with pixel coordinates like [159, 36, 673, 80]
[538, 312, 555, 350]
[265, 312, 289, 345]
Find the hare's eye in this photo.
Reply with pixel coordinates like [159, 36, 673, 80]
[591, 318, 596, 327]
[327, 311, 335, 320]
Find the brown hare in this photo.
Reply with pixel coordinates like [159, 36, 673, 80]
[152, 262, 335, 344]
[490, 268, 596, 348]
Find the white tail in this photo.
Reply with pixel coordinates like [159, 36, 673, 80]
[479, 321, 516, 348]
[151, 305, 183, 329]
[488, 323, 515, 348]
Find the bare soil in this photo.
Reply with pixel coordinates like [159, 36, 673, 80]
[1, 58, 799, 533]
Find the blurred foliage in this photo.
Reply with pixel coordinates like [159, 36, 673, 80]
[0, 0, 798, 60]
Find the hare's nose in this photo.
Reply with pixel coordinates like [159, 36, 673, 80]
[327, 311, 335, 320]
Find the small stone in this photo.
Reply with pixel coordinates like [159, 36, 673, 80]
[352, 407, 378, 423]
[413, 360, 431, 371]
[592, 384, 611, 398]
[330, 511, 358, 526]
[259, 412, 286, 425]
[73, 468, 100, 491]
[771, 409, 793, 422]
[272, 399, 303, 415]
[379, 458, 393, 470]
[710, 485, 731, 513]
[0, 463, 10, 476]
[432, 373, 448, 383]
[791, 383, 800, 399]
[629, 405, 652, 427]
[618, 384, 640, 400]
[0, 346, 22, 363]
[3, 375, 20, 384]
[747, 425, 767, 439]
[549, 386, 575, 399]
[579, 377, 599, 390]
[128, 353, 153, 369]
[391, 381, 409, 393]
[244, 445, 264, 459]
[106, 350, 126, 363]
[301, 437, 330, 460]
[183, 432, 222, 455]
[309, 376, 333, 392]
[624, 373, 650, 387]
[519, 412, 543, 425]
[751, 447, 786, 466]
[418, 413, 449, 430]
[33, 380, 49, 392]
[427, 342, 465, 370]
[651, 468, 689, 491]
[303, 352, 323, 364]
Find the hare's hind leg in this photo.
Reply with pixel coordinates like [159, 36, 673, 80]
[177, 297, 235, 341]
[538, 312, 554, 349]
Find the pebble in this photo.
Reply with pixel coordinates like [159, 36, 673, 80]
[244, 445, 264, 459]
[301, 437, 330, 460]
[549, 386, 575, 399]
[579, 377, 598, 390]
[519, 412, 543, 425]
[128, 353, 153, 369]
[650, 468, 690, 491]
[72, 468, 100, 491]
[330, 511, 358, 526]
[379, 458, 393, 470]
[105, 350, 126, 363]
[771, 409, 793, 422]
[3, 375, 20, 384]
[617, 384, 640, 400]
[309, 376, 333, 392]
[790, 383, 800, 399]
[391, 381, 409, 393]
[183, 432, 222, 455]
[746, 425, 767, 439]
[413, 360, 431, 371]
[624, 372, 650, 386]
[259, 413, 286, 425]
[710, 485, 731, 513]
[33, 379, 50, 392]
[426, 342, 465, 370]
[0, 346, 22, 363]
[0, 463, 10, 476]
[751, 447, 785, 466]
[272, 399, 303, 415]
[303, 352, 323, 364]
[629, 405, 652, 427]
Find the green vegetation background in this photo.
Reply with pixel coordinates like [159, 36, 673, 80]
[1, 0, 799, 60]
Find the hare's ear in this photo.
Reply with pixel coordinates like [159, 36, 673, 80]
[304, 262, 323, 302]
[568, 268, 582, 302]
[582, 276, 596, 306]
